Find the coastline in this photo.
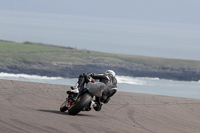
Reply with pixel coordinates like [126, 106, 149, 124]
[1, 61, 200, 81]
[1, 40, 200, 82]
[1, 79, 200, 133]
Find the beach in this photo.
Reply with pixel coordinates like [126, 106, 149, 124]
[1, 79, 200, 133]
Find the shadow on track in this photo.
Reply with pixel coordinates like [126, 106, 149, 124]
[37, 109, 94, 117]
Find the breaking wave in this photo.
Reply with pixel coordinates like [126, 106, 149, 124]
[0, 72, 62, 80]
[116, 75, 159, 85]
[1, 73, 200, 99]
[0, 72, 162, 85]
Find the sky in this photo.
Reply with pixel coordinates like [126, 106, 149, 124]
[0, 0, 200, 60]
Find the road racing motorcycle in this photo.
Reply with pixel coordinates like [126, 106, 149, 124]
[60, 82, 105, 115]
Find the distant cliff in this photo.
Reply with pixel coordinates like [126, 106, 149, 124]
[1, 62, 200, 81]
[1, 40, 200, 81]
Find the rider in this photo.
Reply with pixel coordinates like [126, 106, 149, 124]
[71, 70, 117, 111]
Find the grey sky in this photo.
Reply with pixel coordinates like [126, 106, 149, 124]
[0, 0, 200, 60]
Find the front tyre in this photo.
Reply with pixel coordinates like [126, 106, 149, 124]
[60, 101, 68, 112]
[68, 93, 92, 115]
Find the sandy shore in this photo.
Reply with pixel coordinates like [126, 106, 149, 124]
[0, 79, 200, 133]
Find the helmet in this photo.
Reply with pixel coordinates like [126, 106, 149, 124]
[105, 70, 116, 77]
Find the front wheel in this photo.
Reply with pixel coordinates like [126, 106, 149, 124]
[60, 101, 68, 112]
[68, 93, 92, 115]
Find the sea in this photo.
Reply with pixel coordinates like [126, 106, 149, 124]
[0, 72, 200, 99]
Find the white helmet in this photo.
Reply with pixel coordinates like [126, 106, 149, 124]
[105, 70, 116, 77]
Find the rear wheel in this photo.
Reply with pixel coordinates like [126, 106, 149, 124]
[68, 93, 92, 115]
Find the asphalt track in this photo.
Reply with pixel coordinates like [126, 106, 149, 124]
[1, 79, 200, 133]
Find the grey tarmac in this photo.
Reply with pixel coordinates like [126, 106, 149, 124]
[1, 79, 200, 133]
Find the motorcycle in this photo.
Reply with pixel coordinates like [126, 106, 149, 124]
[60, 82, 105, 115]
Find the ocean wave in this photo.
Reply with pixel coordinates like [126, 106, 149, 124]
[0, 72, 161, 85]
[116, 76, 146, 85]
[0, 72, 63, 80]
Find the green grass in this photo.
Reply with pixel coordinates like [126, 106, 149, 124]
[1, 40, 200, 68]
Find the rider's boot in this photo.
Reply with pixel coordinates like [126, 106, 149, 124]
[66, 86, 79, 94]
[70, 87, 79, 93]
[93, 97, 102, 111]
[69, 85, 79, 94]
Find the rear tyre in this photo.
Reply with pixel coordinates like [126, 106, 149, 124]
[68, 93, 92, 115]
[60, 101, 68, 112]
